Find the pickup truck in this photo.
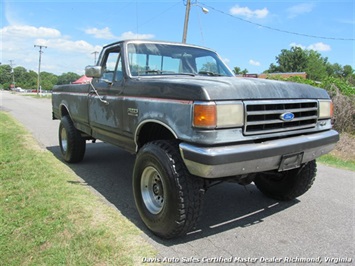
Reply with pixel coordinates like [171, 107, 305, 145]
[52, 39, 339, 239]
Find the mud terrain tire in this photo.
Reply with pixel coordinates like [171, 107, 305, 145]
[59, 116, 86, 163]
[133, 140, 204, 239]
[254, 160, 317, 201]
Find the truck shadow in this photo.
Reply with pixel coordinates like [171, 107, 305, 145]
[47, 142, 299, 245]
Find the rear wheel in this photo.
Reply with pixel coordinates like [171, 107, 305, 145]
[133, 140, 204, 239]
[59, 116, 86, 163]
[254, 160, 317, 201]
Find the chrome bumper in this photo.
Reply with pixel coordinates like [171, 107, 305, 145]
[179, 130, 339, 178]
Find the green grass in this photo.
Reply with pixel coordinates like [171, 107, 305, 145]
[318, 154, 355, 172]
[0, 112, 157, 265]
[23, 93, 52, 99]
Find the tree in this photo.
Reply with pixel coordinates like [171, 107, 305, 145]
[233, 66, 249, 75]
[57, 72, 81, 85]
[342, 65, 354, 78]
[264, 63, 280, 73]
[305, 50, 328, 81]
[265, 46, 331, 81]
[24, 70, 39, 90]
[0, 65, 13, 88]
[13, 66, 28, 88]
[326, 63, 343, 77]
[275, 46, 308, 73]
[326, 63, 354, 79]
[40, 72, 58, 90]
[201, 62, 218, 73]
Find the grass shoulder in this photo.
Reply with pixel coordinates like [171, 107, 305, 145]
[23, 92, 52, 99]
[0, 112, 157, 265]
[318, 132, 355, 171]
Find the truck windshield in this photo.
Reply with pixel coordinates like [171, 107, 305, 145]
[127, 43, 234, 77]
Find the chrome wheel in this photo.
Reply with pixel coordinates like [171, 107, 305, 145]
[141, 166, 165, 214]
[60, 127, 68, 152]
[58, 116, 86, 163]
[133, 141, 205, 239]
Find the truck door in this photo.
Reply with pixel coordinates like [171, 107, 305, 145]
[88, 46, 125, 146]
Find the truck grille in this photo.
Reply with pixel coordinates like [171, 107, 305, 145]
[244, 100, 318, 135]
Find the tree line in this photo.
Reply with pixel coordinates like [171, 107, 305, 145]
[1, 46, 354, 92]
[233, 46, 354, 83]
[0, 65, 81, 91]
[1, 46, 354, 133]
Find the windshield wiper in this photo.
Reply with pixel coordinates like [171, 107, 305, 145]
[144, 70, 163, 74]
[174, 72, 196, 77]
[140, 70, 196, 77]
[198, 71, 224, 76]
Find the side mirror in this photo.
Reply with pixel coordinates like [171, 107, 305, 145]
[85, 65, 103, 78]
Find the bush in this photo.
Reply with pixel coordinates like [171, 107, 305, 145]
[320, 77, 355, 97]
[319, 78, 355, 134]
[331, 89, 355, 134]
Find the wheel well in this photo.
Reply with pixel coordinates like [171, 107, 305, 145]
[60, 105, 70, 118]
[137, 122, 176, 149]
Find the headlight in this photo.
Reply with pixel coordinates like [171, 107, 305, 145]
[193, 101, 244, 128]
[318, 100, 333, 119]
[216, 101, 244, 128]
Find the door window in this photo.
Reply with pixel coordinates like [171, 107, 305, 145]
[102, 48, 123, 82]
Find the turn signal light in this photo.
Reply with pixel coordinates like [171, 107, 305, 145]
[193, 104, 216, 128]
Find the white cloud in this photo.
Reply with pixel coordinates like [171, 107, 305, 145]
[287, 3, 315, 19]
[230, 5, 269, 19]
[84, 28, 154, 41]
[35, 38, 101, 54]
[290, 42, 331, 52]
[222, 57, 230, 65]
[1, 25, 61, 38]
[0, 24, 155, 75]
[308, 42, 331, 52]
[249, 59, 261, 66]
[118, 31, 154, 40]
[290, 42, 306, 50]
[0, 24, 101, 74]
[85, 27, 116, 40]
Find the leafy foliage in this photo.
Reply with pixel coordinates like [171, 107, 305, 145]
[321, 77, 355, 97]
[264, 46, 354, 82]
[0, 65, 80, 91]
[233, 66, 248, 75]
[268, 46, 308, 73]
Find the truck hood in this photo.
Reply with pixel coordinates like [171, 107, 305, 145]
[127, 76, 330, 100]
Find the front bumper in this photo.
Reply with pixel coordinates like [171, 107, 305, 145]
[179, 130, 339, 178]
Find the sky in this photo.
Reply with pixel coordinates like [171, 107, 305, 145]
[1, 0, 354, 76]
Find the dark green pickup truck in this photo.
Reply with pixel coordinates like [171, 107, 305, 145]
[52, 40, 339, 239]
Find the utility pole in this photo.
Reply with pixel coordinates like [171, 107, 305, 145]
[182, 0, 191, 43]
[182, 0, 208, 43]
[34, 45, 47, 94]
[91, 51, 99, 64]
[9, 60, 16, 88]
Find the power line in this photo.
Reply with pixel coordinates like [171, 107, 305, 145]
[138, 1, 181, 29]
[200, 2, 354, 41]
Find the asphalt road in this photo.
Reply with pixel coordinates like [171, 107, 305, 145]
[1, 91, 354, 265]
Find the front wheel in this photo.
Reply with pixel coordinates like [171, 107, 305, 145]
[254, 160, 317, 201]
[59, 116, 86, 163]
[133, 140, 204, 239]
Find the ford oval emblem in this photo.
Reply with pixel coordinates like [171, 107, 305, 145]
[280, 112, 295, 121]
